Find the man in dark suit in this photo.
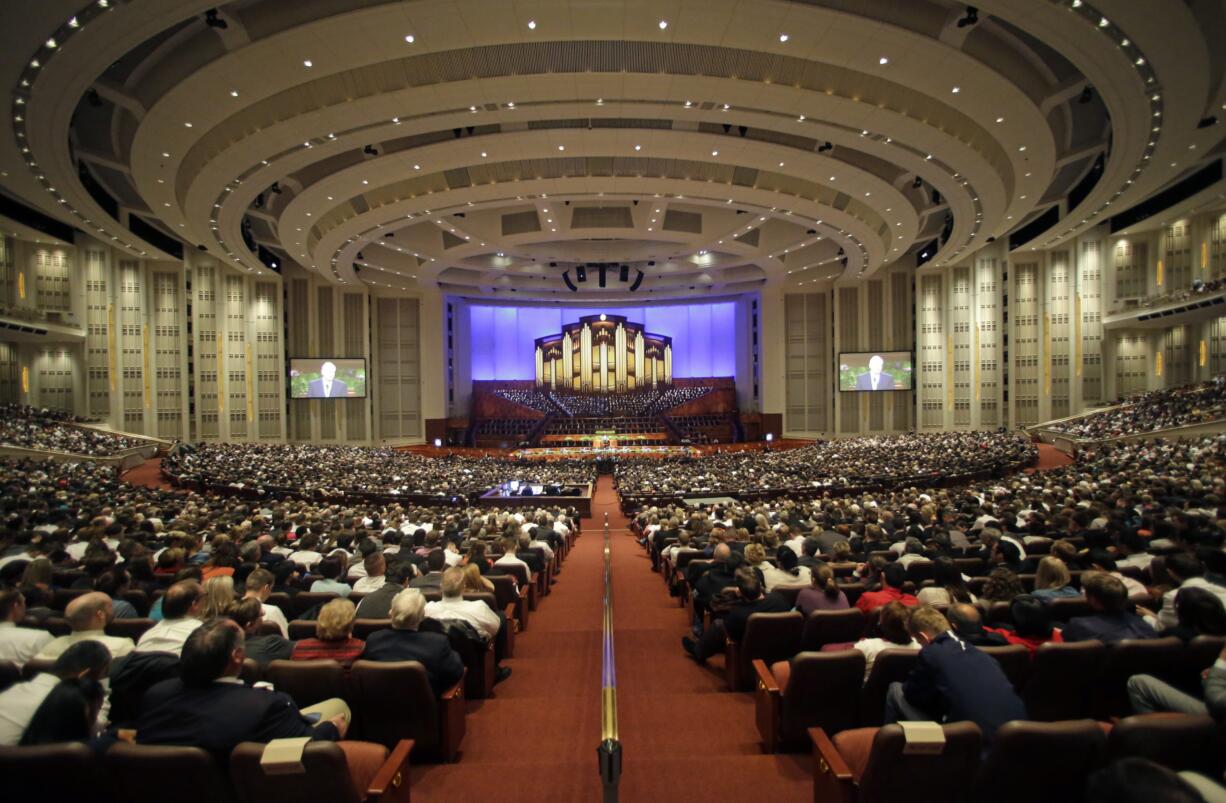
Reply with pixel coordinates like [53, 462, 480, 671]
[1063, 573, 1158, 644]
[132, 619, 347, 759]
[361, 588, 464, 696]
[854, 355, 896, 390]
[885, 605, 1025, 744]
[683, 567, 790, 662]
[307, 361, 349, 398]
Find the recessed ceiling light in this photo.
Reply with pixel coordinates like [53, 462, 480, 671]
[303, 59, 312, 68]
[658, 20, 668, 29]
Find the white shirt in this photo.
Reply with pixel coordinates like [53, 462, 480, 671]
[425, 597, 501, 641]
[260, 601, 289, 638]
[36, 630, 135, 662]
[0, 622, 53, 667]
[353, 575, 388, 594]
[135, 617, 203, 656]
[0, 673, 59, 745]
[853, 638, 921, 681]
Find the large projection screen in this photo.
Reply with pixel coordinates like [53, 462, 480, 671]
[838, 351, 914, 391]
[289, 358, 368, 399]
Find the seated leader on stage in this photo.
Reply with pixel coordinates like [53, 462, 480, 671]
[307, 361, 349, 398]
[855, 354, 896, 390]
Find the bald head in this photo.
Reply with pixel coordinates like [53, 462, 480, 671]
[65, 592, 113, 632]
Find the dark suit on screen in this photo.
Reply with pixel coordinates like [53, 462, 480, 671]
[134, 678, 339, 760]
[360, 628, 464, 695]
[855, 371, 896, 390]
[307, 378, 349, 398]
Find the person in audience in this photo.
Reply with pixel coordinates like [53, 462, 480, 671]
[0, 589, 52, 666]
[310, 557, 352, 596]
[916, 557, 976, 606]
[884, 605, 1025, 744]
[424, 567, 501, 643]
[1127, 641, 1226, 719]
[134, 580, 204, 656]
[1032, 556, 1081, 600]
[984, 594, 1064, 654]
[34, 591, 134, 661]
[362, 588, 464, 696]
[229, 597, 294, 665]
[1149, 552, 1226, 631]
[19, 675, 105, 746]
[0, 640, 111, 745]
[292, 598, 365, 668]
[854, 563, 918, 614]
[242, 567, 289, 638]
[1063, 573, 1157, 644]
[355, 562, 414, 620]
[132, 619, 351, 759]
[352, 552, 388, 594]
[851, 601, 920, 680]
[947, 603, 1008, 647]
[682, 567, 790, 663]
[795, 562, 849, 616]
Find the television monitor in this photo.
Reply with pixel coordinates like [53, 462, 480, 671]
[838, 351, 914, 391]
[289, 358, 367, 399]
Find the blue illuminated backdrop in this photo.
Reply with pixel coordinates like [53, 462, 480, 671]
[466, 301, 738, 380]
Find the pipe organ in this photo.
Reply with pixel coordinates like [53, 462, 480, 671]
[534, 314, 672, 392]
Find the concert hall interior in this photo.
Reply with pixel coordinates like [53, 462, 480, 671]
[2, 1, 1226, 802]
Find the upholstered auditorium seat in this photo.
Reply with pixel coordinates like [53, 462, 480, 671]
[724, 611, 803, 691]
[800, 609, 866, 651]
[229, 739, 415, 803]
[267, 659, 348, 707]
[754, 650, 866, 751]
[810, 723, 982, 803]
[1108, 713, 1225, 777]
[348, 660, 465, 761]
[858, 649, 920, 727]
[973, 720, 1106, 803]
[107, 742, 235, 803]
[1022, 641, 1106, 721]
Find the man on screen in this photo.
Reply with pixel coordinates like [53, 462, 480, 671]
[307, 361, 349, 398]
[856, 355, 896, 390]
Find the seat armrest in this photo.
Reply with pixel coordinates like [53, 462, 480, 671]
[367, 739, 414, 803]
[809, 726, 855, 803]
[754, 660, 782, 753]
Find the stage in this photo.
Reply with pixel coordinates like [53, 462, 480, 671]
[477, 481, 594, 517]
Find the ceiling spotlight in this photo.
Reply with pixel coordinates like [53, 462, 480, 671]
[956, 6, 979, 28]
[204, 8, 228, 29]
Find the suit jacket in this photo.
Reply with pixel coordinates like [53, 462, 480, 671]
[855, 371, 896, 390]
[901, 632, 1025, 742]
[135, 678, 338, 760]
[1062, 611, 1157, 644]
[361, 629, 464, 696]
[307, 378, 349, 398]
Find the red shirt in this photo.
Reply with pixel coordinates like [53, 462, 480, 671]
[984, 626, 1064, 655]
[854, 586, 919, 614]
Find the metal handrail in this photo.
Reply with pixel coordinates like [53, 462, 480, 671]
[597, 511, 622, 802]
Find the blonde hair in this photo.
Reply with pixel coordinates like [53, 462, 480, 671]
[315, 598, 356, 641]
[1035, 556, 1071, 591]
[200, 576, 235, 619]
[744, 543, 767, 565]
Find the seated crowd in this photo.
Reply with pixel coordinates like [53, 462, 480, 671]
[1047, 376, 1226, 440]
[615, 430, 1037, 495]
[640, 432, 1226, 799]
[163, 442, 595, 498]
[0, 403, 148, 456]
